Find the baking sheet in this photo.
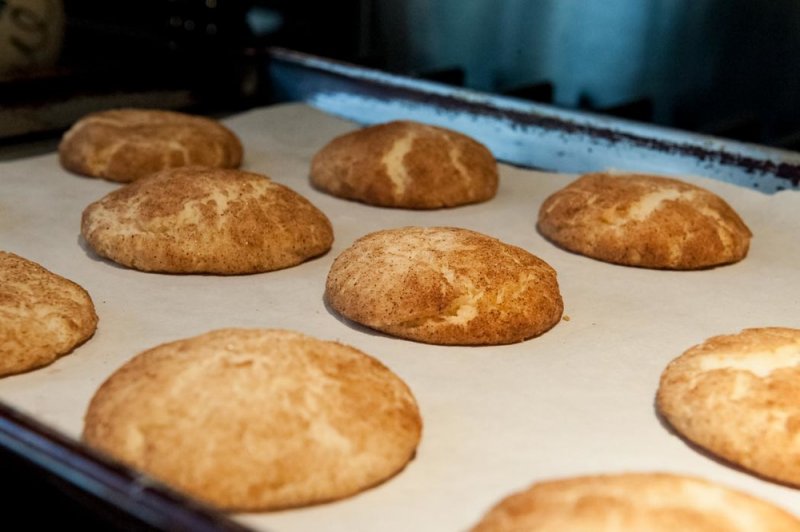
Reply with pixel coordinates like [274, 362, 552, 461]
[1, 102, 799, 530]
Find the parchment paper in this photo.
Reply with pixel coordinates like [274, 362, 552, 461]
[1, 103, 799, 531]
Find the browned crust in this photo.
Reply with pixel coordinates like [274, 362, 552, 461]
[0, 251, 98, 376]
[537, 173, 752, 269]
[325, 227, 563, 345]
[310, 121, 498, 209]
[657, 327, 800, 486]
[81, 166, 334, 274]
[82, 328, 423, 511]
[471, 473, 800, 531]
[59, 108, 243, 183]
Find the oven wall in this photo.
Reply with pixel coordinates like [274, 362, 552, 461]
[371, 0, 800, 147]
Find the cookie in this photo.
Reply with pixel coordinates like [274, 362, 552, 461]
[325, 227, 563, 345]
[310, 120, 498, 208]
[83, 328, 422, 511]
[471, 473, 800, 531]
[0, 251, 97, 376]
[81, 166, 333, 274]
[471, 472, 800, 531]
[537, 173, 752, 269]
[59, 108, 243, 183]
[657, 327, 800, 486]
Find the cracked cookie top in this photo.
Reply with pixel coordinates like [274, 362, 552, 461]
[325, 226, 563, 345]
[59, 108, 243, 183]
[537, 172, 751, 269]
[310, 121, 498, 209]
[83, 328, 422, 511]
[81, 166, 333, 274]
[657, 327, 800, 487]
[0, 251, 97, 376]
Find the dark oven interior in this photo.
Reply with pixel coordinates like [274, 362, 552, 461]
[2, 0, 800, 151]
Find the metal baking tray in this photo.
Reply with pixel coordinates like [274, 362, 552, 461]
[1, 47, 799, 530]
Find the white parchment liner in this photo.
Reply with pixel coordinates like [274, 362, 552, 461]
[1, 103, 798, 531]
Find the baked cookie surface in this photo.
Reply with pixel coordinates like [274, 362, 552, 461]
[325, 227, 563, 345]
[657, 327, 800, 486]
[537, 173, 751, 269]
[83, 328, 422, 511]
[311, 121, 498, 208]
[81, 166, 333, 274]
[470, 473, 800, 531]
[0, 251, 97, 376]
[59, 108, 243, 183]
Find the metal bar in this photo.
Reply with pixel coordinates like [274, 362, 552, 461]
[264, 47, 800, 193]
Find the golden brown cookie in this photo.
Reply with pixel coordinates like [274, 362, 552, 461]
[81, 166, 333, 274]
[657, 327, 800, 486]
[471, 473, 800, 531]
[0, 251, 98, 376]
[59, 108, 243, 183]
[325, 227, 563, 345]
[537, 173, 752, 269]
[83, 328, 422, 511]
[310, 120, 498, 208]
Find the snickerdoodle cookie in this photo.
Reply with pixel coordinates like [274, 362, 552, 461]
[59, 108, 243, 182]
[325, 227, 563, 345]
[81, 167, 333, 274]
[83, 328, 422, 511]
[537, 173, 751, 269]
[0, 251, 97, 376]
[311, 121, 498, 208]
[658, 327, 800, 486]
[470, 472, 800, 531]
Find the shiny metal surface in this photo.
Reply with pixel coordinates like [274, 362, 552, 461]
[266, 47, 800, 193]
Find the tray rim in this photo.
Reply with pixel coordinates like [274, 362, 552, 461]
[263, 46, 800, 194]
